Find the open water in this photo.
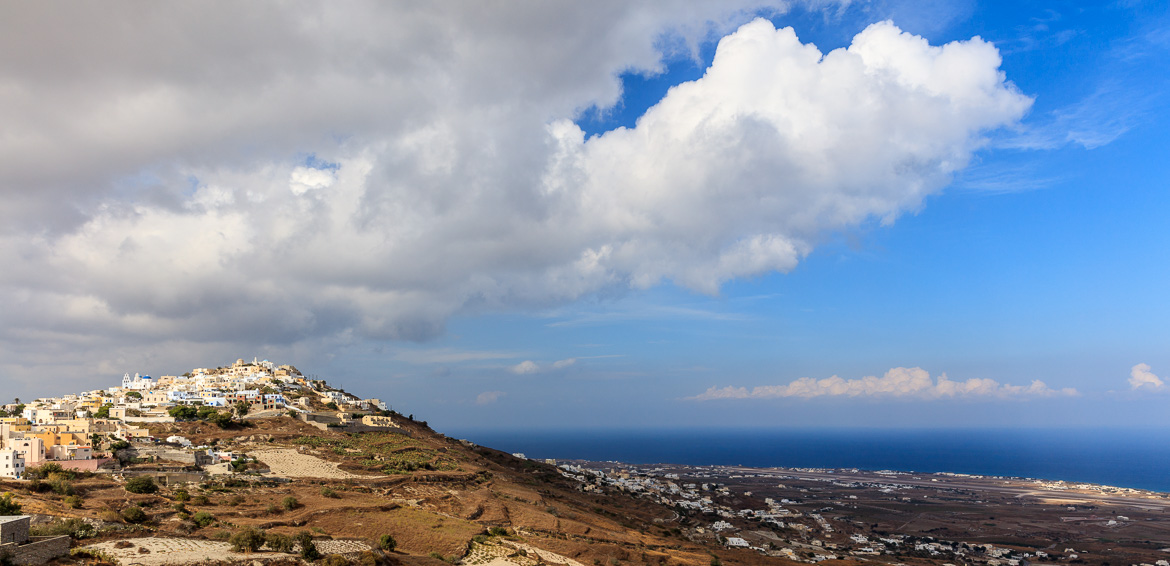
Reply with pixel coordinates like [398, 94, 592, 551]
[448, 427, 1170, 493]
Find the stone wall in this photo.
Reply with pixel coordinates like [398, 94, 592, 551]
[55, 458, 114, 472]
[0, 516, 29, 545]
[0, 535, 71, 565]
[117, 446, 213, 466]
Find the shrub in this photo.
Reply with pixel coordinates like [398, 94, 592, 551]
[229, 526, 266, 553]
[323, 555, 351, 566]
[26, 462, 73, 480]
[169, 405, 198, 419]
[124, 475, 158, 494]
[50, 477, 75, 496]
[192, 511, 215, 527]
[0, 493, 20, 515]
[296, 531, 321, 561]
[30, 518, 94, 539]
[487, 526, 508, 537]
[281, 495, 299, 510]
[321, 487, 340, 499]
[109, 440, 131, 451]
[228, 494, 245, 506]
[64, 495, 83, 509]
[358, 551, 380, 566]
[265, 532, 295, 553]
[173, 489, 191, 501]
[193, 494, 210, 505]
[378, 534, 397, 551]
[211, 530, 232, 540]
[210, 411, 234, 428]
[121, 506, 148, 524]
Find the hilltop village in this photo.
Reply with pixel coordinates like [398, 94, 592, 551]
[1, 358, 386, 478]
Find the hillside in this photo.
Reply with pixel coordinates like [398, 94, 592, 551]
[2, 413, 804, 566]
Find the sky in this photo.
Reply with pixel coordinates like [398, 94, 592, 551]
[1, 1, 1168, 431]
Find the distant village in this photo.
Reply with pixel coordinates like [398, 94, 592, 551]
[554, 462, 1170, 566]
[0, 357, 388, 479]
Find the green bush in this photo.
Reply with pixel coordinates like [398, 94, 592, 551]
[124, 475, 158, 494]
[173, 489, 191, 501]
[322, 555, 351, 566]
[265, 532, 295, 553]
[49, 477, 75, 496]
[296, 531, 321, 560]
[378, 534, 397, 551]
[64, 495, 83, 509]
[192, 511, 215, 527]
[121, 506, 148, 523]
[282, 495, 299, 510]
[169, 405, 198, 419]
[0, 493, 21, 515]
[321, 487, 340, 499]
[229, 526, 266, 552]
[487, 526, 508, 537]
[210, 411, 234, 428]
[30, 518, 94, 539]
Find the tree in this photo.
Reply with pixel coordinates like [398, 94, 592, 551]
[124, 391, 142, 400]
[296, 531, 321, 560]
[234, 401, 251, 417]
[281, 496, 299, 510]
[378, 534, 397, 552]
[209, 411, 234, 429]
[124, 475, 158, 494]
[93, 404, 112, 419]
[168, 405, 197, 420]
[196, 405, 218, 420]
[0, 492, 21, 515]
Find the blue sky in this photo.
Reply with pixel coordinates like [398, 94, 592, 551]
[1, 2, 1167, 430]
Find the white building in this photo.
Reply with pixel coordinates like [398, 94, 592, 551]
[0, 448, 25, 479]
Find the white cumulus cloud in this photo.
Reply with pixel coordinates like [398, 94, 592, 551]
[510, 361, 541, 375]
[688, 367, 1078, 400]
[1129, 363, 1164, 390]
[510, 358, 577, 374]
[0, 5, 1032, 389]
[476, 391, 505, 405]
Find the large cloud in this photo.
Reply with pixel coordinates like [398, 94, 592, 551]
[688, 367, 1078, 400]
[1129, 363, 1164, 390]
[0, 5, 1031, 390]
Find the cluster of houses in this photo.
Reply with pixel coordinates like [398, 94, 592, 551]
[0, 358, 387, 479]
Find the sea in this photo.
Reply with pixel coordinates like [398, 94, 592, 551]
[447, 427, 1170, 493]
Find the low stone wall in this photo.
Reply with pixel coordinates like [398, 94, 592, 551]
[0, 535, 71, 565]
[55, 458, 114, 472]
[117, 446, 213, 466]
[123, 470, 205, 485]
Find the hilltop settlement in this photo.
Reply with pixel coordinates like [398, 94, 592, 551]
[3, 359, 1170, 566]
